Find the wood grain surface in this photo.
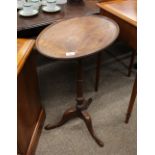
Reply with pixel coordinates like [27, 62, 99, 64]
[17, 53, 45, 155]
[97, 0, 137, 27]
[36, 15, 119, 59]
[17, 38, 35, 75]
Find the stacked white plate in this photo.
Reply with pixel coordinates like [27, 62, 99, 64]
[18, 9, 39, 17]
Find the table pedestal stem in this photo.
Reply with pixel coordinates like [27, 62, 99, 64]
[45, 59, 104, 147]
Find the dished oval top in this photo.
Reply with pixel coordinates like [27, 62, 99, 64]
[36, 15, 119, 60]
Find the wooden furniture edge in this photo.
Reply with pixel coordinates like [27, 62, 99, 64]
[26, 109, 46, 155]
[17, 39, 35, 75]
[96, 2, 137, 27]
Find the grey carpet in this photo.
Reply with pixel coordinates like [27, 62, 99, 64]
[36, 42, 137, 155]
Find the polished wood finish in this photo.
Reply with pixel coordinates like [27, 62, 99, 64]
[125, 77, 137, 123]
[96, 0, 137, 90]
[17, 39, 35, 75]
[36, 16, 119, 147]
[17, 0, 99, 32]
[97, 0, 137, 49]
[97, 0, 137, 26]
[36, 15, 119, 59]
[103, 11, 137, 50]
[17, 39, 45, 155]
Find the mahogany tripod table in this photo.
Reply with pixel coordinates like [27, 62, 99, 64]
[36, 15, 119, 147]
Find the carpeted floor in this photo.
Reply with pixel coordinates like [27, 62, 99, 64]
[36, 42, 137, 155]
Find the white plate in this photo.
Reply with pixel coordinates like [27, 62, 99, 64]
[42, 5, 61, 13]
[19, 9, 39, 17]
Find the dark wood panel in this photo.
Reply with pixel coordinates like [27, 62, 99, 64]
[17, 52, 45, 155]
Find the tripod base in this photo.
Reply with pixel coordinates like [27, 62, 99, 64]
[45, 98, 104, 147]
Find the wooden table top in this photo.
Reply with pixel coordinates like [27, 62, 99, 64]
[36, 15, 119, 60]
[17, 0, 99, 31]
[17, 38, 35, 75]
[97, 0, 137, 27]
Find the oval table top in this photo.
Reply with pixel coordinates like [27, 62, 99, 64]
[36, 15, 119, 60]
